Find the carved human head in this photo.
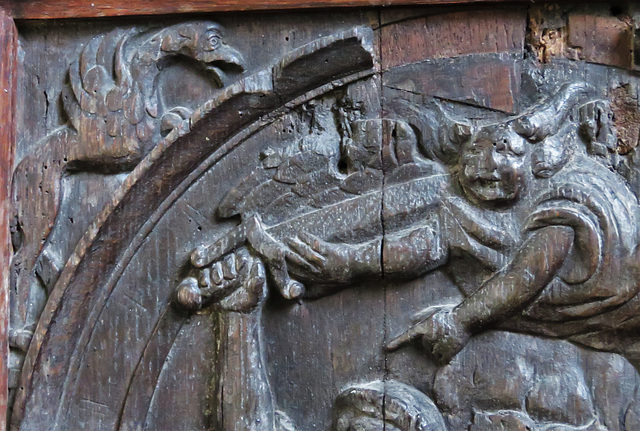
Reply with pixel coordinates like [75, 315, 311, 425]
[457, 122, 527, 204]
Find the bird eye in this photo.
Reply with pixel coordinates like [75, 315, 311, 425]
[204, 31, 221, 51]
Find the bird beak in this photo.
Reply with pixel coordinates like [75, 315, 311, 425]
[201, 44, 245, 88]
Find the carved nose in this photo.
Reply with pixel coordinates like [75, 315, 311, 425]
[478, 170, 500, 181]
[478, 152, 499, 175]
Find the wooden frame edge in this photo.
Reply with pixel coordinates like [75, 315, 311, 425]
[0, 6, 16, 430]
[0, 0, 529, 20]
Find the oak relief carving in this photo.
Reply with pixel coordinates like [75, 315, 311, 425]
[173, 79, 640, 430]
[11, 6, 640, 431]
[9, 20, 245, 414]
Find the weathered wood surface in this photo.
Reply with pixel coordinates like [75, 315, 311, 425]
[9, 3, 640, 431]
[0, 6, 16, 428]
[2, 0, 545, 20]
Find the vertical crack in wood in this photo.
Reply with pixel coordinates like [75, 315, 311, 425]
[377, 8, 389, 431]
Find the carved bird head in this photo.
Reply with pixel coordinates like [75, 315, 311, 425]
[158, 21, 245, 87]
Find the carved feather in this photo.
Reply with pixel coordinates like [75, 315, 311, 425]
[204, 117, 448, 268]
[61, 22, 246, 169]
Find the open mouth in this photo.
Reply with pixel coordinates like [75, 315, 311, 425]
[204, 59, 244, 73]
[475, 178, 502, 187]
[203, 60, 245, 87]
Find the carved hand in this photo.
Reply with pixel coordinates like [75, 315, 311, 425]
[386, 304, 470, 365]
[176, 247, 267, 313]
[244, 215, 306, 299]
[285, 232, 380, 284]
[245, 214, 380, 294]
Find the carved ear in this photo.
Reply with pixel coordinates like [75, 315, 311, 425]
[513, 115, 540, 141]
[451, 122, 473, 144]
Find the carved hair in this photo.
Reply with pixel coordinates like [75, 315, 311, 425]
[513, 82, 597, 142]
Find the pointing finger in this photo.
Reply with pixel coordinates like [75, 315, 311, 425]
[287, 237, 325, 266]
[385, 325, 421, 351]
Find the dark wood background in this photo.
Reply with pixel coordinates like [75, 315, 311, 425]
[0, 1, 628, 429]
[1, 0, 528, 19]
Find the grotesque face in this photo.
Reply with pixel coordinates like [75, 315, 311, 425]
[458, 123, 526, 204]
[530, 135, 569, 178]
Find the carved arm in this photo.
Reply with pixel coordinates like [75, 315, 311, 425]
[382, 224, 448, 279]
[454, 225, 574, 330]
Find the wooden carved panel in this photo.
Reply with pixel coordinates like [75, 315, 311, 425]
[9, 4, 640, 430]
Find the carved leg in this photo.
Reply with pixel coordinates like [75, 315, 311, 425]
[211, 308, 276, 431]
[177, 248, 285, 430]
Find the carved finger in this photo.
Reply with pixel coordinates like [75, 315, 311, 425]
[281, 279, 305, 300]
[385, 325, 422, 351]
[411, 304, 456, 324]
[175, 277, 203, 311]
[284, 249, 321, 274]
[210, 262, 224, 285]
[287, 237, 325, 266]
[222, 253, 237, 280]
[198, 267, 211, 288]
[298, 231, 326, 254]
[267, 257, 305, 300]
[246, 258, 266, 293]
[234, 247, 251, 272]
[245, 215, 282, 261]
[218, 257, 268, 312]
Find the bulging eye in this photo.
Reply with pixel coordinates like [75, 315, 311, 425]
[204, 31, 221, 51]
[493, 138, 509, 152]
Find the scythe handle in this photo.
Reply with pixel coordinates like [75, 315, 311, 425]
[190, 222, 247, 268]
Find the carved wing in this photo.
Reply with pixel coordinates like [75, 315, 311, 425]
[192, 114, 450, 299]
[61, 29, 144, 169]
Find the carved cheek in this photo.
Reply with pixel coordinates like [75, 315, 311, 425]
[461, 159, 479, 182]
[506, 160, 525, 195]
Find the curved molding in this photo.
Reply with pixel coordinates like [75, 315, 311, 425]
[12, 27, 376, 430]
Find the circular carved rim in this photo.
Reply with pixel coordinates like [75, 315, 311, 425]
[12, 28, 376, 430]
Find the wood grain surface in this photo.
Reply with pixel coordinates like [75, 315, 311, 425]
[0, 6, 16, 428]
[2, 0, 529, 20]
[7, 3, 640, 431]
